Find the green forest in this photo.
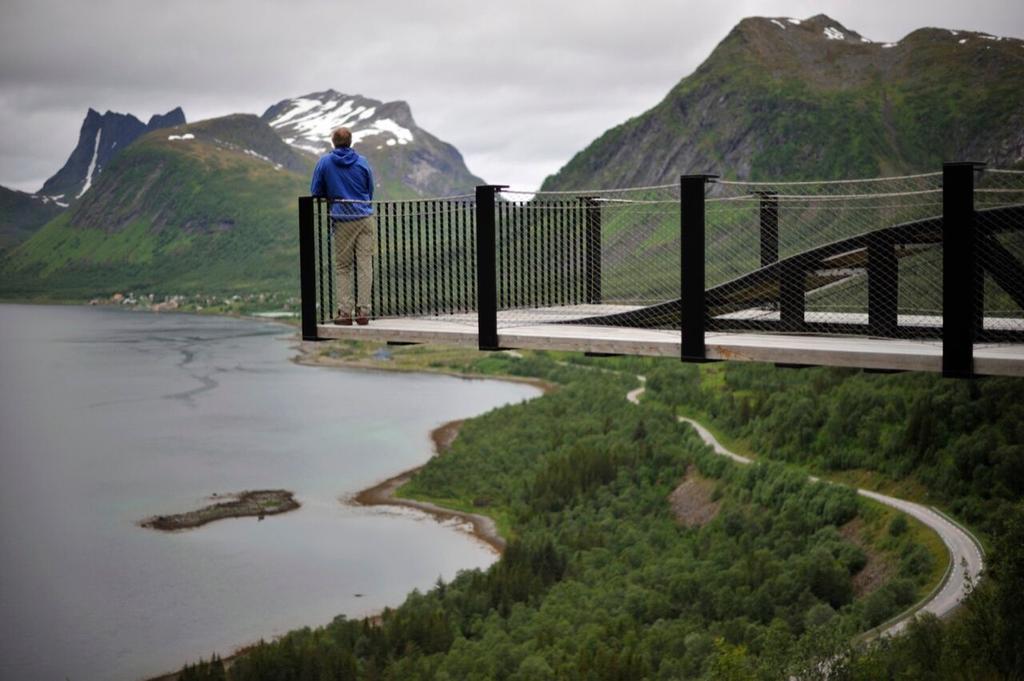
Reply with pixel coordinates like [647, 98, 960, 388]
[638, 359, 1024, 537]
[177, 349, 1024, 680]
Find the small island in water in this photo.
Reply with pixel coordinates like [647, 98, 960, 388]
[141, 490, 299, 531]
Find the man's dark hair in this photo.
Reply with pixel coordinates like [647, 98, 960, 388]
[332, 127, 352, 148]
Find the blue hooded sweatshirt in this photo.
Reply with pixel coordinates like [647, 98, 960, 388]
[310, 147, 375, 220]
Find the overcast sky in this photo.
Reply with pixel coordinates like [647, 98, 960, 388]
[1, 0, 1022, 193]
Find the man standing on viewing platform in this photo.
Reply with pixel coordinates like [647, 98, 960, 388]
[311, 127, 376, 326]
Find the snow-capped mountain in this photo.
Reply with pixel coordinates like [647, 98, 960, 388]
[40, 106, 186, 201]
[261, 90, 484, 198]
[262, 92, 416, 155]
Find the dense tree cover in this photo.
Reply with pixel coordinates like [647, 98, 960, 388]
[640, 361, 1024, 535]
[180, 354, 937, 680]
[725, 501, 1024, 680]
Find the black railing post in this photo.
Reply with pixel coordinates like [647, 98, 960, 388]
[476, 185, 506, 350]
[376, 204, 384, 316]
[867, 234, 898, 337]
[317, 200, 327, 324]
[942, 161, 984, 378]
[298, 196, 319, 341]
[681, 174, 717, 361]
[582, 197, 602, 304]
[757, 191, 779, 268]
[779, 269, 806, 330]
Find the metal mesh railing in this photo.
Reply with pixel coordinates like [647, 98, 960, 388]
[496, 185, 681, 329]
[309, 196, 476, 325]
[301, 166, 1024, 351]
[975, 170, 1024, 334]
[494, 196, 593, 323]
[706, 173, 946, 339]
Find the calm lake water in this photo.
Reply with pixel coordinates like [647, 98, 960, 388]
[0, 304, 539, 681]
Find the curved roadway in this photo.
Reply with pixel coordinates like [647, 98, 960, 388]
[627, 376, 984, 637]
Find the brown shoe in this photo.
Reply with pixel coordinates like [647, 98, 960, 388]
[356, 308, 370, 326]
[333, 311, 353, 326]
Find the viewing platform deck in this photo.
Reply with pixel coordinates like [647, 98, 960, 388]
[301, 165, 1024, 378]
[316, 305, 1024, 377]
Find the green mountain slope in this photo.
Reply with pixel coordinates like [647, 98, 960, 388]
[1, 115, 308, 299]
[542, 15, 1024, 189]
[0, 186, 64, 253]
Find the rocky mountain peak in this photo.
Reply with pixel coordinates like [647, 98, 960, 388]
[726, 14, 873, 68]
[40, 106, 186, 200]
[147, 106, 186, 130]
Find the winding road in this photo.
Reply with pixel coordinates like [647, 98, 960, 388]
[627, 376, 984, 637]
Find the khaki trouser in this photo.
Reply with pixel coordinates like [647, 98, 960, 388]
[332, 216, 376, 315]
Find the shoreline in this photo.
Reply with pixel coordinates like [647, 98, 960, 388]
[350, 418, 508, 553]
[291, 341, 556, 396]
[297, 341, 554, 553]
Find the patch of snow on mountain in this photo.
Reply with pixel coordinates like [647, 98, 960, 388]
[950, 31, 959, 36]
[242, 148, 284, 169]
[33, 193, 66, 207]
[38, 193, 70, 208]
[364, 118, 415, 143]
[275, 97, 391, 149]
[269, 98, 323, 128]
[167, 133, 195, 141]
[959, 38, 968, 44]
[296, 143, 325, 156]
[273, 95, 415, 152]
[77, 129, 102, 198]
[860, 37, 871, 43]
[770, 19, 786, 30]
[332, 99, 357, 124]
[386, 139, 397, 146]
[244, 149, 272, 163]
[786, 18, 801, 25]
[823, 26, 844, 41]
[274, 99, 344, 143]
[881, 42, 897, 48]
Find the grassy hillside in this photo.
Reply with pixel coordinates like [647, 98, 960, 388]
[1, 115, 309, 300]
[542, 16, 1024, 189]
[0, 186, 64, 253]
